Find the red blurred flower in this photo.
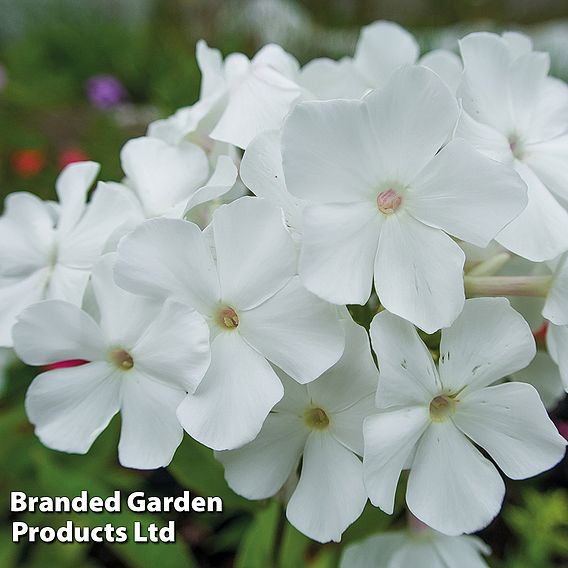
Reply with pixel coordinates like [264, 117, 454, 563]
[43, 359, 88, 372]
[533, 320, 549, 348]
[58, 147, 89, 170]
[11, 149, 46, 178]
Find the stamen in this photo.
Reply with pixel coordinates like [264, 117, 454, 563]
[109, 348, 134, 371]
[304, 406, 330, 430]
[217, 306, 239, 329]
[429, 394, 458, 422]
[377, 188, 402, 214]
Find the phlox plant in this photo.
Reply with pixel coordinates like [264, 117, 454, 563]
[1, 20, 568, 568]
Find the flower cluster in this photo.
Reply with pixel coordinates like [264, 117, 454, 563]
[2, 20, 567, 562]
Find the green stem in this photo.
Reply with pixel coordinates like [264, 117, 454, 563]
[464, 275, 552, 298]
[272, 503, 286, 568]
[467, 252, 512, 276]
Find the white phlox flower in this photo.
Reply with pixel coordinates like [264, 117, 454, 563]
[12, 254, 211, 469]
[456, 31, 568, 261]
[340, 528, 491, 568]
[114, 197, 345, 451]
[282, 65, 528, 332]
[0, 162, 140, 347]
[216, 319, 377, 543]
[363, 297, 566, 535]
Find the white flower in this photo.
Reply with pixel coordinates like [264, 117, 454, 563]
[12, 254, 211, 469]
[0, 162, 139, 347]
[456, 31, 568, 261]
[363, 297, 566, 535]
[282, 65, 527, 332]
[216, 319, 377, 543]
[299, 21, 463, 100]
[340, 529, 490, 568]
[114, 197, 345, 450]
[181, 40, 301, 149]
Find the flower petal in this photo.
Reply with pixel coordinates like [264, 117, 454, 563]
[353, 20, 419, 87]
[216, 412, 307, 499]
[408, 139, 527, 247]
[438, 297, 536, 394]
[375, 213, 465, 333]
[454, 382, 566, 479]
[121, 137, 209, 217]
[364, 65, 459, 184]
[132, 299, 211, 393]
[56, 161, 100, 235]
[13, 300, 107, 365]
[407, 421, 505, 536]
[115, 218, 220, 314]
[496, 156, 568, 262]
[419, 49, 463, 93]
[370, 310, 440, 408]
[118, 371, 185, 469]
[240, 276, 345, 384]
[282, 99, 380, 203]
[363, 406, 430, 514]
[213, 197, 296, 310]
[543, 254, 568, 325]
[299, 202, 381, 305]
[546, 323, 568, 391]
[25, 362, 121, 454]
[527, 134, 568, 202]
[177, 331, 283, 450]
[287, 432, 367, 543]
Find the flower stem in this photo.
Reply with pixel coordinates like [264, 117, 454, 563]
[272, 503, 286, 568]
[467, 252, 512, 276]
[464, 275, 552, 298]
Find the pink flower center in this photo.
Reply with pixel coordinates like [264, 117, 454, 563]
[217, 306, 239, 329]
[376, 188, 402, 214]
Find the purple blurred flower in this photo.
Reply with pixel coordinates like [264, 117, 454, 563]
[86, 74, 127, 109]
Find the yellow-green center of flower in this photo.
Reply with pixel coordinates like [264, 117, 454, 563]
[217, 306, 240, 329]
[109, 348, 134, 371]
[376, 188, 403, 214]
[304, 406, 330, 430]
[429, 394, 458, 422]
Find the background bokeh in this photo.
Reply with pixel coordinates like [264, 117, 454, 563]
[1, 1, 567, 567]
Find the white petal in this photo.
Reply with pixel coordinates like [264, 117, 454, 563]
[213, 197, 297, 310]
[370, 310, 441, 408]
[363, 407, 430, 514]
[118, 371, 185, 469]
[543, 254, 568, 325]
[364, 65, 459, 184]
[458, 32, 513, 133]
[240, 130, 305, 238]
[527, 77, 568, 143]
[177, 332, 283, 450]
[526, 134, 568, 202]
[184, 155, 238, 213]
[240, 276, 345, 384]
[502, 31, 533, 58]
[25, 362, 121, 454]
[13, 300, 107, 365]
[339, 533, 406, 568]
[299, 202, 381, 305]
[132, 299, 210, 393]
[115, 218, 220, 314]
[454, 382, 566, 479]
[407, 421, 505, 536]
[44, 264, 90, 305]
[419, 49, 463, 93]
[375, 213, 465, 333]
[439, 298, 536, 394]
[408, 139, 528, 247]
[433, 535, 491, 568]
[454, 111, 513, 164]
[196, 40, 225, 99]
[299, 57, 368, 100]
[0, 193, 54, 277]
[287, 432, 367, 543]
[0, 270, 48, 347]
[210, 56, 301, 149]
[56, 161, 100, 235]
[216, 412, 307, 499]
[282, 99, 381, 203]
[121, 137, 209, 217]
[58, 182, 142, 268]
[496, 163, 568, 261]
[353, 21, 419, 87]
[547, 323, 568, 390]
